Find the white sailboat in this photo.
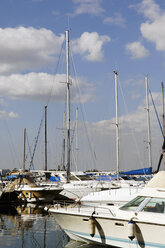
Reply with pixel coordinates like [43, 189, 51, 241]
[53, 30, 119, 200]
[79, 75, 152, 206]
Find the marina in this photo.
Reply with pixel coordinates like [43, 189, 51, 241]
[0, 171, 164, 248]
[0, 0, 165, 247]
[0, 26, 163, 247]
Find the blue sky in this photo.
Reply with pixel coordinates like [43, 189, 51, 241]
[0, 0, 164, 172]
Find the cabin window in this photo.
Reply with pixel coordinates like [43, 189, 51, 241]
[142, 198, 165, 213]
[120, 196, 146, 211]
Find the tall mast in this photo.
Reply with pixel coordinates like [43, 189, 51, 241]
[62, 111, 66, 171]
[145, 76, 152, 169]
[114, 71, 119, 180]
[23, 128, 26, 171]
[161, 82, 165, 170]
[161, 82, 165, 136]
[75, 107, 78, 172]
[44, 105, 48, 171]
[66, 30, 71, 182]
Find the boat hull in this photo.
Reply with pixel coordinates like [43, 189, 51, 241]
[50, 209, 165, 248]
[19, 189, 62, 203]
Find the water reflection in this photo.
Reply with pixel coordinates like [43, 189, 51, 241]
[0, 203, 69, 248]
[0, 204, 114, 248]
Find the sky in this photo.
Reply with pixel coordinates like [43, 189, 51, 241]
[0, 0, 165, 173]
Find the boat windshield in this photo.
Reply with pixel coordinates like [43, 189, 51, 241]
[142, 197, 165, 213]
[120, 196, 146, 211]
[120, 196, 165, 213]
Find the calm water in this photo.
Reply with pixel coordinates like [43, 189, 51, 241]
[0, 204, 105, 248]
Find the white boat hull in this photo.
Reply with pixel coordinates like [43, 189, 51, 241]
[50, 208, 165, 248]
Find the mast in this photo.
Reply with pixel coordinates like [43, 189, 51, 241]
[44, 105, 48, 171]
[161, 82, 165, 170]
[114, 71, 119, 180]
[75, 107, 78, 172]
[145, 76, 152, 169]
[161, 82, 165, 136]
[23, 128, 26, 171]
[66, 30, 71, 182]
[62, 111, 66, 171]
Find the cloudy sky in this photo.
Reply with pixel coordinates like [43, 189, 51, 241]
[0, 0, 164, 173]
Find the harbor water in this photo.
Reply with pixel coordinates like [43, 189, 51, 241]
[0, 204, 108, 248]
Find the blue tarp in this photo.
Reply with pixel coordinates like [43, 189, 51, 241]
[49, 176, 61, 182]
[120, 167, 152, 175]
[5, 175, 18, 180]
[5, 174, 29, 180]
[97, 167, 152, 181]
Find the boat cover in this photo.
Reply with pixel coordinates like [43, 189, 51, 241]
[146, 171, 165, 188]
[120, 167, 152, 175]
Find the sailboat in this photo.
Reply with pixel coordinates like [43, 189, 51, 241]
[80, 75, 154, 207]
[48, 30, 120, 201]
[79, 73, 150, 206]
[1, 118, 63, 204]
[2, 171, 63, 203]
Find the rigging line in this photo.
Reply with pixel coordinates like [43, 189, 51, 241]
[26, 134, 35, 170]
[30, 37, 65, 170]
[45, 36, 65, 107]
[118, 75, 144, 169]
[29, 109, 45, 170]
[3, 119, 21, 169]
[149, 89, 164, 138]
[70, 45, 98, 170]
[24, 133, 31, 165]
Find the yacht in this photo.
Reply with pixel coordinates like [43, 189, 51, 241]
[47, 171, 165, 248]
[80, 184, 143, 206]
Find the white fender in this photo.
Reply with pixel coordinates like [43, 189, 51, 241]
[128, 220, 135, 240]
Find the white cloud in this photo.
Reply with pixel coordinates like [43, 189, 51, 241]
[72, 0, 105, 16]
[78, 93, 163, 171]
[89, 90, 163, 136]
[0, 26, 64, 74]
[103, 12, 126, 27]
[138, 0, 161, 21]
[8, 112, 19, 118]
[136, 0, 165, 52]
[126, 41, 149, 59]
[72, 32, 111, 61]
[0, 72, 95, 103]
[0, 27, 110, 74]
[91, 105, 147, 134]
[0, 110, 18, 120]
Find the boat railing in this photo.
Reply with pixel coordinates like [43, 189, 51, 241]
[51, 199, 116, 217]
